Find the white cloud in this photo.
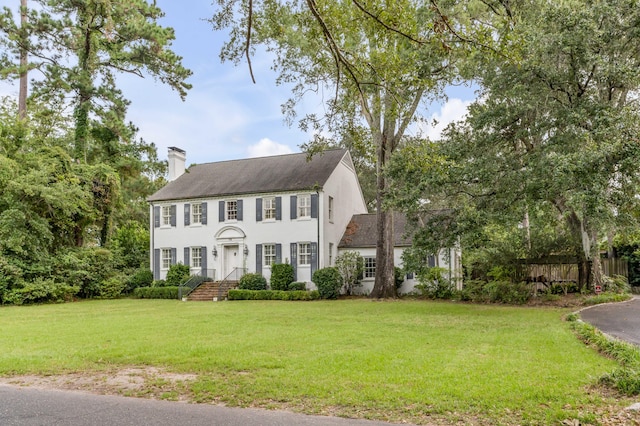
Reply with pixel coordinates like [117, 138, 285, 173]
[247, 138, 294, 158]
[421, 98, 473, 140]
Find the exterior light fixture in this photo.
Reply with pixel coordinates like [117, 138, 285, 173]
[243, 246, 249, 256]
[212, 247, 218, 258]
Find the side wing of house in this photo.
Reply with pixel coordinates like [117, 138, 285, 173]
[319, 150, 368, 269]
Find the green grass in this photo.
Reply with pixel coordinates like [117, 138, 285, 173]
[0, 299, 631, 424]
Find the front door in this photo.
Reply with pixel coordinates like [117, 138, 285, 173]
[223, 245, 240, 279]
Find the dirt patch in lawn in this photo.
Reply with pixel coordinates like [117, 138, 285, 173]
[0, 367, 197, 401]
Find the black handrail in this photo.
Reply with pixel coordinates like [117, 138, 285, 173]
[217, 267, 247, 300]
[179, 269, 216, 299]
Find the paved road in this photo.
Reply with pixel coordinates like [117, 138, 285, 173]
[0, 385, 405, 426]
[579, 296, 640, 347]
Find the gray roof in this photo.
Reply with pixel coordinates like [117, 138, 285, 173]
[148, 149, 349, 202]
[338, 213, 412, 248]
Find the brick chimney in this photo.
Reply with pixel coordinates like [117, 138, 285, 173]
[167, 147, 186, 181]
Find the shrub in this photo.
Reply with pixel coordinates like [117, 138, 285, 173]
[581, 292, 632, 306]
[484, 280, 532, 304]
[288, 281, 306, 291]
[239, 273, 267, 290]
[602, 274, 631, 294]
[228, 289, 320, 301]
[335, 251, 363, 295]
[133, 286, 180, 299]
[165, 263, 191, 286]
[394, 267, 405, 289]
[3, 278, 77, 305]
[270, 263, 294, 290]
[415, 267, 454, 299]
[126, 268, 154, 293]
[460, 279, 532, 304]
[313, 267, 342, 299]
[53, 248, 115, 298]
[152, 279, 167, 287]
[98, 276, 127, 299]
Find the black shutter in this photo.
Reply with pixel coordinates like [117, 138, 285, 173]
[428, 255, 436, 268]
[275, 244, 282, 264]
[311, 242, 318, 276]
[170, 205, 176, 227]
[237, 200, 243, 221]
[219, 201, 225, 222]
[153, 249, 160, 280]
[170, 248, 177, 265]
[311, 194, 319, 219]
[256, 244, 262, 274]
[290, 195, 297, 219]
[290, 243, 298, 280]
[184, 247, 190, 267]
[184, 204, 190, 226]
[201, 202, 208, 225]
[275, 197, 282, 220]
[256, 198, 262, 222]
[201, 246, 207, 274]
[154, 206, 160, 228]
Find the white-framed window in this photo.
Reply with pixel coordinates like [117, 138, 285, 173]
[162, 206, 172, 226]
[226, 200, 237, 220]
[191, 247, 202, 268]
[161, 248, 173, 270]
[328, 243, 334, 266]
[364, 257, 376, 278]
[328, 196, 334, 222]
[298, 194, 311, 218]
[299, 243, 311, 265]
[264, 197, 276, 220]
[191, 203, 202, 224]
[264, 244, 276, 267]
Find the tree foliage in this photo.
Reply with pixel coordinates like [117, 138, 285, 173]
[388, 0, 640, 288]
[211, 0, 481, 297]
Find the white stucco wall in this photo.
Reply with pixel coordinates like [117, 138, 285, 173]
[337, 246, 462, 296]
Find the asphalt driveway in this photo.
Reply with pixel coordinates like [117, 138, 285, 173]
[0, 385, 405, 426]
[579, 296, 640, 347]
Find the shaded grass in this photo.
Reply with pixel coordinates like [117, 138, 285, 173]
[0, 299, 631, 424]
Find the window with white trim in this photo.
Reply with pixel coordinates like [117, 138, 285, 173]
[299, 243, 311, 265]
[328, 243, 334, 265]
[264, 197, 276, 220]
[191, 247, 202, 268]
[364, 257, 376, 278]
[298, 194, 311, 218]
[161, 248, 173, 270]
[328, 196, 334, 222]
[226, 200, 237, 220]
[191, 203, 202, 224]
[162, 206, 172, 226]
[264, 244, 276, 267]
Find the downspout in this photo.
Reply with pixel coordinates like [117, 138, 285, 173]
[316, 188, 320, 270]
[150, 202, 155, 278]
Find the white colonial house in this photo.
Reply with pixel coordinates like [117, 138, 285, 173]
[337, 213, 463, 295]
[148, 147, 368, 285]
[148, 147, 462, 294]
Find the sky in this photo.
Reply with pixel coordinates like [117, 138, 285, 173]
[0, 0, 476, 166]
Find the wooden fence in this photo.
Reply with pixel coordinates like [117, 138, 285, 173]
[516, 257, 628, 286]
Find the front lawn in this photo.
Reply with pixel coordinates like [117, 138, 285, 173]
[0, 299, 633, 424]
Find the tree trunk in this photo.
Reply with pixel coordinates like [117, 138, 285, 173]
[18, 0, 27, 120]
[370, 135, 396, 298]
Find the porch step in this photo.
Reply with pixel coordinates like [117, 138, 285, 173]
[186, 281, 238, 301]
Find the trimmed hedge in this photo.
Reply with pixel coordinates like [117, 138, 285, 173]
[228, 289, 320, 301]
[133, 286, 180, 299]
[288, 281, 307, 291]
